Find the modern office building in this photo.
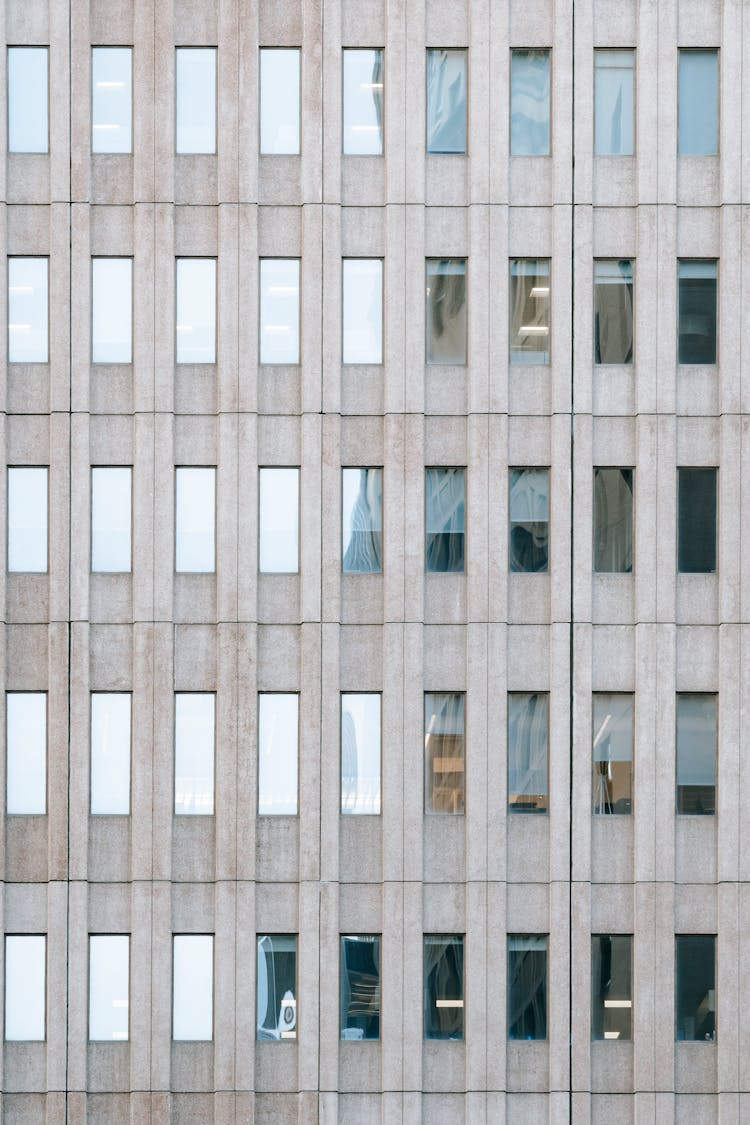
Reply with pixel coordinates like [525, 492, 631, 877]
[1, 0, 747, 1121]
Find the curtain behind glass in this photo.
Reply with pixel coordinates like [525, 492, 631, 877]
[593, 468, 633, 572]
[426, 259, 467, 364]
[342, 467, 382, 572]
[510, 260, 550, 364]
[509, 467, 549, 572]
[678, 261, 717, 364]
[592, 693, 633, 815]
[594, 261, 633, 364]
[426, 50, 467, 153]
[424, 692, 465, 813]
[424, 935, 464, 1039]
[510, 50, 550, 155]
[508, 936, 547, 1039]
[676, 694, 716, 815]
[594, 51, 634, 155]
[425, 468, 465, 572]
[508, 693, 548, 812]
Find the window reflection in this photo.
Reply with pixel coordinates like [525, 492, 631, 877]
[91, 467, 132, 572]
[424, 935, 464, 1039]
[92, 259, 132, 364]
[175, 467, 215, 573]
[174, 693, 215, 815]
[8, 48, 48, 153]
[8, 467, 48, 573]
[594, 260, 633, 364]
[257, 935, 297, 1040]
[258, 694, 298, 815]
[676, 694, 716, 815]
[677, 467, 716, 573]
[260, 259, 300, 364]
[510, 259, 550, 364]
[592, 693, 633, 815]
[594, 50, 634, 156]
[176, 48, 216, 154]
[342, 259, 382, 364]
[172, 934, 213, 1041]
[8, 257, 48, 364]
[343, 49, 383, 154]
[426, 259, 467, 364]
[341, 693, 381, 814]
[425, 467, 465, 573]
[509, 468, 549, 573]
[593, 468, 633, 573]
[341, 935, 380, 1039]
[678, 260, 717, 365]
[426, 50, 467, 154]
[7, 693, 47, 815]
[592, 935, 632, 1040]
[424, 692, 464, 814]
[260, 48, 300, 154]
[342, 467, 382, 573]
[675, 935, 715, 1040]
[259, 468, 299, 573]
[5, 935, 46, 1041]
[89, 935, 129, 1041]
[90, 693, 131, 815]
[508, 935, 547, 1039]
[508, 693, 548, 813]
[92, 47, 132, 153]
[511, 50, 550, 155]
[679, 50, 718, 156]
[176, 258, 216, 364]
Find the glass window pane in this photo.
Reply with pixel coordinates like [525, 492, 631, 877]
[592, 693, 633, 815]
[7, 693, 46, 815]
[594, 50, 634, 156]
[8, 47, 48, 153]
[508, 934, 547, 1039]
[424, 692, 464, 814]
[342, 467, 382, 573]
[90, 693, 130, 815]
[174, 693, 215, 815]
[511, 50, 550, 155]
[425, 467, 465, 573]
[172, 935, 213, 1041]
[176, 258, 216, 363]
[341, 935, 380, 1039]
[175, 467, 215, 573]
[594, 260, 633, 364]
[259, 259, 300, 364]
[257, 934, 297, 1040]
[509, 467, 549, 573]
[92, 47, 132, 154]
[8, 257, 48, 363]
[426, 259, 467, 364]
[593, 468, 633, 573]
[8, 467, 48, 572]
[92, 259, 132, 363]
[89, 935, 129, 1041]
[259, 468, 299, 573]
[176, 48, 216, 154]
[5, 935, 45, 1040]
[678, 467, 716, 573]
[342, 259, 382, 364]
[426, 49, 467, 154]
[91, 467, 132, 572]
[677, 694, 716, 815]
[424, 935, 464, 1039]
[343, 49, 383, 154]
[678, 260, 717, 364]
[258, 694, 298, 815]
[592, 934, 632, 1040]
[679, 50, 718, 155]
[260, 49, 300, 155]
[510, 259, 550, 364]
[676, 935, 715, 1040]
[341, 693, 381, 815]
[508, 693, 548, 813]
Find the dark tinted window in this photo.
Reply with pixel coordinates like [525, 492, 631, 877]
[678, 468, 716, 572]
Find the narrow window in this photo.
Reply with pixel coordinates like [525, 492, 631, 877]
[8, 257, 48, 363]
[508, 935, 547, 1039]
[593, 468, 633, 573]
[341, 693, 381, 815]
[259, 48, 300, 155]
[424, 935, 464, 1039]
[425, 467, 465, 573]
[4, 935, 45, 1041]
[678, 50, 718, 155]
[675, 935, 715, 1040]
[426, 50, 467, 154]
[172, 935, 213, 1041]
[424, 692, 465, 814]
[91, 467, 132, 572]
[342, 259, 382, 364]
[90, 693, 131, 815]
[92, 259, 132, 363]
[594, 50, 634, 156]
[174, 693, 215, 815]
[592, 693, 633, 815]
[343, 49, 384, 155]
[592, 934, 632, 1040]
[594, 261, 633, 364]
[259, 259, 300, 364]
[678, 260, 717, 364]
[508, 693, 548, 814]
[342, 467, 382, 573]
[8, 467, 48, 573]
[341, 935, 380, 1040]
[510, 50, 551, 155]
[257, 935, 297, 1040]
[176, 258, 216, 364]
[676, 694, 716, 815]
[510, 259, 550, 364]
[6, 693, 46, 815]
[176, 48, 216, 154]
[258, 694, 298, 815]
[677, 468, 716, 573]
[259, 468, 299, 574]
[92, 47, 132, 154]
[426, 259, 467, 364]
[175, 467, 216, 574]
[89, 935, 129, 1041]
[509, 468, 549, 573]
[8, 47, 49, 153]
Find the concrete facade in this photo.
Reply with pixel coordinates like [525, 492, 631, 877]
[2, 0, 750, 1121]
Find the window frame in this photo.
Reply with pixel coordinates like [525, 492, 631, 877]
[509, 466, 550, 574]
[90, 465, 133, 574]
[424, 690, 466, 815]
[592, 466, 634, 574]
[677, 258, 718, 366]
[8, 255, 49, 365]
[90, 691, 132, 816]
[424, 466, 466, 574]
[341, 465, 383, 574]
[259, 46, 302, 155]
[591, 933, 633, 1041]
[341, 257, 384, 365]
[592, 691, 634, 816]
[7, 46, 50, 155]
[256, 933, 298, 1041]
[677, 466, 717, 574]
[678, 48, 719, 157]
[4, 934, 46, 1041]
[507, 691, 549, 815]
[258, 258, 301, 366]
[174, 46, 218, 156]
[172, 933, 214, 1042]
[425, 257, 468, 366]
[257, 691, 300, 817]
[425, 48, 469, 155]
[258, 466, 300, 575]
[174, 691, 216, 817]
[342, 47, 385, 156]
[510, 47, 552, 157]
[91, 45, 133, 155]
[91, 257, 134, 365]
[174, 256, 217, 365]
[174, 465, 217, 575]
[88, 933, 130, 1042]
[676, 692, 717, 816]
[507, 933, 548, 1041]
[340, 691, 382, 816]
[6, 690, 48, 816]
[593, 48, 635, 157]
[7, 465, 49, 573]
[423, 933, 465, 1040]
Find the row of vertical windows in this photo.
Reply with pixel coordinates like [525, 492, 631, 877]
[5, 689, 718, 819]
[8, 46, 720, 158]
[6, 256, 719, 367]
[3, 932, 716, 1043]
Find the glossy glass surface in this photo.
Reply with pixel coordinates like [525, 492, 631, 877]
[6, 693, 46, 814]
[176, 48, 216, 153]
[508, 935, 547, 1039]
[426, 259, 467, 364]
[91, 467, 131, 572]
[258, 694, 298, 815]
[424, 692, 464, 814]
[508, 693, 548, 813]
[511, 50, 550, 155]
[8, 257, 48, 363]
[343, 49, 383, 154]
[174, 693, 215, 815]
[172, 935, 213, 1040]
[92, 47, 132, 153]
[89, 935, 129, 1040]
[259, 468, 299, 573]
[5, 936, 45, 1040]
[424, 935, 463, 1039]
[260, 49, 300, 154]
[8, 47, 48, 153]
[257, 935, 297, 1040]
[342, 467, 382, 573]
[342, 259, 382, 363]
[341, 935, 380, 1039]
[260, 259, 300, 363]
[426, 50, 467, 153]
[8, 467, 47, 572]
[175, 467, 215, 573]
[341, 693, 381, 814]
[594, 50, 634, 155]
[679, 50, 718, 155]
[592, 693, 633, 815]
[176, 258, 216, 363]
[90, 693, 131, 814]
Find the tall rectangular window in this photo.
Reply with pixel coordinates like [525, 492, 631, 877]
[592, 934, 632, 1040]
[426, 259, 467, 364]
[679, 50, 718, 155]
[424, 692, 464, 814]
[92, 47, 132, 154]
[8, 467, 47, 573]
[594, 260, 633, 364]
[176, 258, 216, 364]
[343, 49, 384, 155]
[176, 48, 216, 154]
[675, 935, 715, 1040]
[592, 693, 633, 815]
[259, 259, 300, 364]
[342, 259, 382, 364]
[508, 935, 547, 1040]
[259, 48, 300, 155]
[677, 694, 716, 816]
[594, 50, 634, 156]
[90, 693, 131, 815]
[6, 693, 46, 815]
[510, 259, 550, 364]
[258, 694, 298, 815]
[92, 259, 132, 363]
[510, 49, 551, 155]
[425, 467, 465, 573]
[89, 935, 129, 1041]
[172, 935, 213, 1041]
[508, 692, 548, 813]
[174, 693, 215, 815]
[342, 467, 382, 573]
[91, 467, 132, 572]
[8, 47, 48, 153]
[175, 467, 215, 573]
[8, 257, 48, 363]
[341, 693, 381, 815]
[677, 468, 716, 573]
[426, 49, 467, 154]
[678, 260, 717, 364]
[509, 468, 549, 573]
[4, 935, 45, 1041]
[593, 468, 633, 573]
[259, 467, 299, 573]
[341, 935, 380, 1040]
[257, 934, 297, 1040]
[424, 935, 464, 1039]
